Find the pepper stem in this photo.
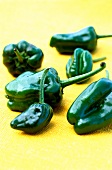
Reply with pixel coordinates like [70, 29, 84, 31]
[39, 68, 49, 104]
[14, 48, 23, 63]
[105, 70, 109, 79]
[61, 62, 106, 88]
[97, 34, 112, 39]
[92, 56, 106, 63]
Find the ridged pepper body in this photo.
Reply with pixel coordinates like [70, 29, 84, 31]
[66, 48, 93, 79]
[50, 26, 97, 54]
[67, 78, 112, 134]
[5, 68, 62, 111]
[3, 40, 44, 76]
[74, 93, 112, 134]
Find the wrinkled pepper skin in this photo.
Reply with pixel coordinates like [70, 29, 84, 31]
[67, 78, 112, 134]
[50, 26, 112, 54]
[66, 48, 93, 78]
[10, 103, 53, 134]
[3, 40, 44, 76]
[5, 63, 106, 112]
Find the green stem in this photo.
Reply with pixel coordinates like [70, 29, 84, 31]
[97, 34, 112, 39]
[39, 68, 49, 103]
[14, 48, 23, 63]
[105, 70, 109, 79]
[92, 56, 106, 63]
[61, 62, 106, 88]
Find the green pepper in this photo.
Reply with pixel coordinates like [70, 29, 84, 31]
[3, 40, 44, 76]
[67, 75, 112, 134]
[5, 62, 106, 112]
[10, 68, 53, 134]
[50, 26, 112, 54]
[66, 48, 106, 80]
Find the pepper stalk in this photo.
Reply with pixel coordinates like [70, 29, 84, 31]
[105, 70, 109, 79]
[97, 34, 112, 39]
[61, 62, 106, 88]
[39, 68, 49, 104]
[92, 56, 106, 63]
[14, 48, 23, 63]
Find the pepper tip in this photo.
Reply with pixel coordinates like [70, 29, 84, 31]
[100, 62, 106, 68]
[13, 48, 17, 51]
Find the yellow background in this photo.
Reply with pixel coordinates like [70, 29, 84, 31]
[0, 0, 112, 169]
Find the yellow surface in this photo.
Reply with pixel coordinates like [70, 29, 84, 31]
[0, 0, 112, 170]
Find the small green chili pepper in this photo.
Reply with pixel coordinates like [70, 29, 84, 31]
[3, 40, 44, 76]
[5, 62, 106, 112]
[67, 72, 112, 134]
[66, 48, 106, 80]
[50, 26, 112, 54]
[10, 68, 53, 134]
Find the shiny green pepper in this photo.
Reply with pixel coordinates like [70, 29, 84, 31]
[5, 63, 106, 112]
[66, 48, 106, 79]
[10, 68, 53, 134]
[50, 26, 112, 54]
[3, 40, 44, 77]
[67, 77, 112, 134]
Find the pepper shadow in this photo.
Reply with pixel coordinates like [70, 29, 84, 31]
[95, 123, 112, 134]
[75, 123, 112, 136]
[91, 47, 100, 55]
[53, 99, 68, 116]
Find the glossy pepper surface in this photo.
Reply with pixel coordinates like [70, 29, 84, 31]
[50, 26, 112, 54]
[10, 68, 53, 134]
[3, 40, 44, 76]
[67, 77, 112, 134]
[66, 48, 106, 79]
[5, 63, 106, 112]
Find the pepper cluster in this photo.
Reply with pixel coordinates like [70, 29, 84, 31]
[3, 26, 112, 135]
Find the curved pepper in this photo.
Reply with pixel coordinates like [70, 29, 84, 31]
[66, 48, 106, 80]
[5, 62, 106, 112]
[50, 26, 112, 54]
[67, 77, 112, 134]
[10, 68, 53, 134]
[3, 40, 44, 76]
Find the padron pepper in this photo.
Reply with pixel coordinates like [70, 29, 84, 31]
[67, 71, 112, 134]
[5, 62, 106, 112]
[66, 48, 106, 80]
[50, 26, 112, 54]
[10, 68, 53, 134]
[3, 40, 44, 76]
